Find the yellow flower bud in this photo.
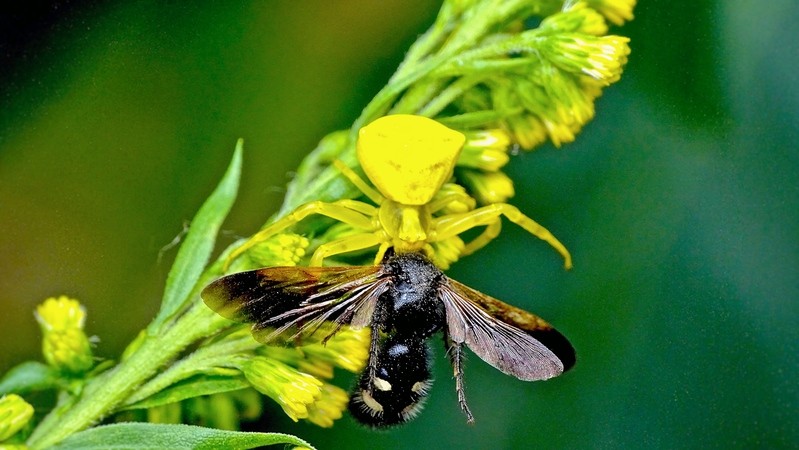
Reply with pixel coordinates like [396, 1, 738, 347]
[299, 326, 369, 374]
[543, 34, 631, 83]
[542, 2, 609, 35]
[243, 233, 310, 268]
[459, 129, 512, 171]
[431, 183, 476, 215]
[0, 394, 34, 442]
[304, 384, 349, 428]
[239, 357, 322, 422]
[429, 236, 466, 270]
[34, 297, 93, 375]
[587, 0, 636, 26]
[459, 169, 515, 205]
[34, 296, 85, 331]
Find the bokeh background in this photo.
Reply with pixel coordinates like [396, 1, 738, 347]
[1, 1, 796, 448]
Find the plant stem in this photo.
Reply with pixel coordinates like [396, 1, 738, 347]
[26, 301, 221, 449]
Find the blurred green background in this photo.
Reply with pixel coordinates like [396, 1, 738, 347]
[1, 1, 796, 448]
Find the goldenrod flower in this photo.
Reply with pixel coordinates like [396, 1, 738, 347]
[238, 357, 323, 422]
[542, 34, 631, 83]
[34, 296, 85, 330]
[299, 326, 369, 374]
[305, 384, 349, 428]
[503, 114, 549, 151]
[458, 169, 515, 205]
[429, 236, 466, 270]
[0, 394, 34, 442]
[587, 0, 636, 26]
[431, 183, 475, 215]
[542, 2, 609, 35]
[458, 129, 512, 172]
[244, 233, 309, 268]
[34, 296, 93, 375]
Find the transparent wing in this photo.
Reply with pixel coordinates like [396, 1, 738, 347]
[201, 265, 388, 344]
[440, 278, 575, 381]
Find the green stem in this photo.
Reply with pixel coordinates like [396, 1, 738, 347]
[124, 331, 258, 407]
[26, 301, 221, 449]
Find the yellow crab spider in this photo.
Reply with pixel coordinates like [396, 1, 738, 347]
[226, 114, 572, 269]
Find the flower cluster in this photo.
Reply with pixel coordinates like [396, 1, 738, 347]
[237, 325, 369, 427]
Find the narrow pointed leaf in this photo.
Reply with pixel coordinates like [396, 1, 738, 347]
[150, 141, 243, 332]
[49, 423, 315, 450]
[121, 375, 250, 411]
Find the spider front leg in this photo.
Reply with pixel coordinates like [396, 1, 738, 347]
[432, 203, 572, 269]
[225, 199, 378, 269]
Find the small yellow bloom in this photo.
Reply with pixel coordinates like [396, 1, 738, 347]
[503, 114, 549, 151]
[458, 129, 512, 172]
[429, 236, 466, 270]
[542, 2, 609, 35]
[459, 169, 515, 205]
[587, 0, 637, 26]
[34, 296, 93, 374]
[543, 34, 631, 83]
[239, 357, 322, 422]
[244, 233, 309, 268]
[34, 296, 85, 331]
[0, 394, 34, 442]
[300, 326, 370, 374]
[431, 183, 475, 215]
[304, 383, 349, 428]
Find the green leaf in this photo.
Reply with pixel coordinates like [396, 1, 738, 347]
[49, 423, 315, 450]
[0, 361, 60, 394]
[122, 374, 249, 411]
[149, 141, 244, 333]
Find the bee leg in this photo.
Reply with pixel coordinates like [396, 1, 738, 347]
[446, 337, 475, 424]
[365, 302, 389, 394]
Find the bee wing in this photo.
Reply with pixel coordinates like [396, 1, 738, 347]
[439, 278, 575, 381]
[201, 265, 388, 344]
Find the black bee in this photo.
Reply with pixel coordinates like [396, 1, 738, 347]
[201, 250, 575, 427]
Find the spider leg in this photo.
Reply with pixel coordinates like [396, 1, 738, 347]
[432, 203, 572, 269]
[310, 232, 384, 266]
[225, 200, 377, 270]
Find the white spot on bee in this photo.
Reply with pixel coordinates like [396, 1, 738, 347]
[374, 377, 392, 391]
[361, 390, 383, 415]
[411, 379, 431, 394]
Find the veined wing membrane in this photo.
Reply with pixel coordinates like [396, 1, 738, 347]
[201, 265, 385, 343]
[440, 279, 575, 380]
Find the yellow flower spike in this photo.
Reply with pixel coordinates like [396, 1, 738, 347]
[459, 169, 515, 205]
[458, 129, 512, 172]
[0, 394, 34, 442]
[587, 0, 637, 26]
[239, 357, 322, 422]
[34, 296, 93, 374]
[304, 384, 349, 428]
[243, 233, 309, 268]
